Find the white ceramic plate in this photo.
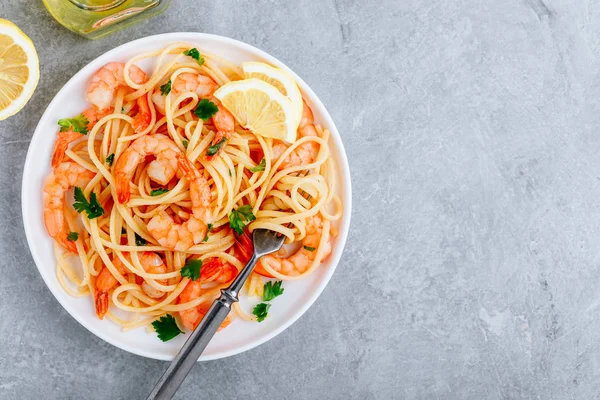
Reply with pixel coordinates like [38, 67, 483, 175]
[22, 33, 351, 361]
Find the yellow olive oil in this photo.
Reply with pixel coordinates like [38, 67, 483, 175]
[43, 0, 170, 39]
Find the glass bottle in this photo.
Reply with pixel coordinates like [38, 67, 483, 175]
[42, 0, 170, 40]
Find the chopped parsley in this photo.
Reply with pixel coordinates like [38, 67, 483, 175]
[262, 281, 284, 302]
[194, 98, 219, 121]
[135, 233, 147, 246]
[73, 187, 104, 219]
[252, 303, 271, 322]
[105, 153, 115, 166]
[303, 246, 316, 252]
[58, 114, 89, 135]
[250, 158, 266, 172]
[160, 79, 172, 95]
[182, 139, 189, 149]
[202, 223, 213, 242]
[228, 205, 256, 235]
[152, 314, 183, 342]
[180, 259, 202, 281]
[67, 232, 79, 242]
[206, 137, 227, 156]
[183, 48, 205, 66]
[151, 188, 169, 196]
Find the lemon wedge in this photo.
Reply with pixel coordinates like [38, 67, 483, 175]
[214, 78, 298, 143]
[242, 62, 303, 125]
[0, 19, 39, 121]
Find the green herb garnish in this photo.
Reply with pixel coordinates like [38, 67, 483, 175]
[262, 281, 284, 302]
[206, 138, 227, 156]
[151, 188, 169, 196]
[303, 246, 316, 252]
[58, 114, 89, 135]
[182, 139, 189, 149]
[250, 159, 266, 172]
[73, 187, 104, 219]
[160, 79, 172, 95]
[180, 259, 202, 281]
[202, 223, 213, 242]
[228, 205, 256, 235]
[152, 314, 183, 342]
[194, 98, 219, 121]
[105, 153, 115, 166]
[253, 303, 271, 322]
[67, 232, 79, 242]
[183, 48, 205, 66]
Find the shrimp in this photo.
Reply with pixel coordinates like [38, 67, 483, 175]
[272, 100, 320, 169]
[177, 258, 234, 331]
[146, 153, 211, 251]
[139, 251, 168, 299]
[205, 102, 235, 161]
[51, 107, 112, 168]
[43, 162, 95, 253]
[132, 94, 151, 133]
[113, 134, 181, 204]
[151, 73, 217, 114]
[95, 256, 128, 320]
[258, 215, 331, 277]
[86, 62, 148, 111]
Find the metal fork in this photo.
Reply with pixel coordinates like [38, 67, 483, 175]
[146, 229, 285, 400]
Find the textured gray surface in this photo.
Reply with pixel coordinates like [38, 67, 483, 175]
[4, 0, 600, 399]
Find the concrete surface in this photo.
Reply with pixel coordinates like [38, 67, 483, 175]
[3, 0, 600, 399]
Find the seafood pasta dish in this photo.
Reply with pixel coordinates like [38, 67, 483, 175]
[42, 43, 342, 341]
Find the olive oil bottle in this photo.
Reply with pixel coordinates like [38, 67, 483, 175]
[43, 0, 170, 39]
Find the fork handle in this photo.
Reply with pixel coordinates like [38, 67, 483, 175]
[146, 253, 259, 400]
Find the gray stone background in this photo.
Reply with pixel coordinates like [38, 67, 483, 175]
[3, 0, 600, 399]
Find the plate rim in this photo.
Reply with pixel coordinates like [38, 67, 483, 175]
[21, 32, 352, 361]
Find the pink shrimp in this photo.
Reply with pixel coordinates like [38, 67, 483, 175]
[51, 107, 112, 168]
[86, 62, 148, 111]
[177, 259, 235, 331]
[95, 256, 128, 320]
[113, 134, 181, 204]
[258, 215, 331, 277]
[43, 162, 95, 253]
[138, 252, 168, 299]
[146, 153, 211, 251]
[272, 100, 320, 169]
[205, 102, 235, 161]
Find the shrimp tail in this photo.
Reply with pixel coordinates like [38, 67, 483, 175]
[51, 130, 83, 169]
[115, 171, 130, 204]
[132, 95, 151, 133]
[95, 291, 109, 320]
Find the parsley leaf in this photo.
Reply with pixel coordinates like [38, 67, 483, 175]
[73, 187, 104, 219]
[253, 303, 271, 322]
[152, 314, 183, 342]
[206, 138, 227, 156]
[180, 259, 202, 281]
[67, 232, 79, 242]
[182, 139, 189, 149]
[151, 188, 169, 196]
[228, 205, 256, 235]
[202, 223, 213, 242]
[183, 48, 205, 66]
[58, 114, 89, 135]
[250, 158, 266, 172]
[263, 281, 284, 301]
[303, 246, 316, 252]
[160, 79, 172, 95]
[194, 98, 219, 121]
[135, 233, 147, 246]
[105, 153, 115, 166]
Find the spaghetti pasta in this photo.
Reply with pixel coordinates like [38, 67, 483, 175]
[42, 43, 342, 339]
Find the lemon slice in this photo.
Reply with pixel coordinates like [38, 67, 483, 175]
[242, 62, 303, 124]
[214, 78, 298, 143]
[0, 19, 39, 121]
